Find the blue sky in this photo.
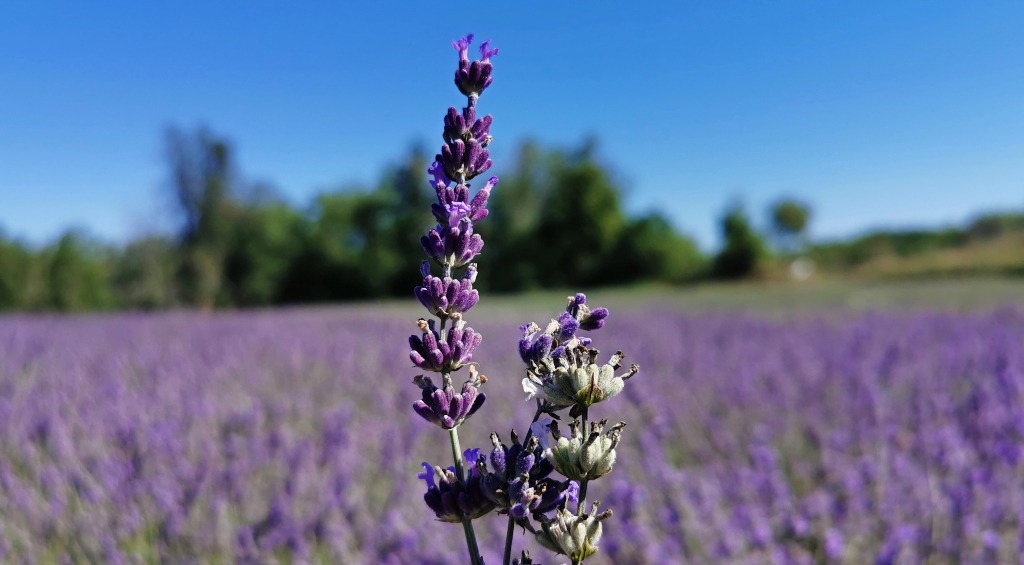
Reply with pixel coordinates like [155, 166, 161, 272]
[1, 2, 1022, 249]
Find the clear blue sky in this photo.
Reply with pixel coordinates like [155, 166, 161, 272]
[1, 2, 1022, 249]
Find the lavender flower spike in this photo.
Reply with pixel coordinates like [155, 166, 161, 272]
[412, 368, 487, 430]
[478, 431, 578, 521]
[410, 33, 501, 565]
[453, 34, 497, 99]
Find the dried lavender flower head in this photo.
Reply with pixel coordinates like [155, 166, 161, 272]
[542, 419, 626, 482]
[534, 502, 613, 563]
[522, 346, 639, 410]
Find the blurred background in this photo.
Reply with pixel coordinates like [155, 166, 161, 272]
[1, 1, 1022, 311]
[4, 4, 1024, 563]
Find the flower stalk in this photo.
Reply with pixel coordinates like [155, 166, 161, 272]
[449, 426, 484, 565]
[409, 34, 638, 565]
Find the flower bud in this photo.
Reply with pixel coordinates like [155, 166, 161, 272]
[452, 35, 498, 99]
[418, 450, 495, 523]
[412, 369, 486, 429]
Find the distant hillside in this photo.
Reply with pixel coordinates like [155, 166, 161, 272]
[804, 212, 1024, 279]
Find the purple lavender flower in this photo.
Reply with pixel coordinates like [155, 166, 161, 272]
[443, 106, 493, 149]
[430, 175, 497, 226]
[408, 318, 482, 373]
[453, 34, 498, 99]
[418, 451, 496, 523]
[439, 138, 492, 183]
[415, 268, 480, 320]
[412, 369, 486, 430]
[408, 35, 503, 565]
[518, 294, 610, 367]
[420, 219, 485, 268]
[570, 294, 609, 332]
[477, 430, 578, 521]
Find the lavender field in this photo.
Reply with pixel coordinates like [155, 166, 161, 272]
[1, 293, 1023, 563]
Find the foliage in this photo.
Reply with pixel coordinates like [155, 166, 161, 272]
[5, 126, 1024, 311]
[614, 213, 707, 284]
[712, 203, 767, 280]
[769, 198, 811, 253]
[478, 140, 706, 292]
[165, 126, 239, 310]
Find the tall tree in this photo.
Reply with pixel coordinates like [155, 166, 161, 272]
[713, 203, 767, 280]
[165, 126, 238, 309]
[0, 232, 32, 310]
[477, 140, 551, 291]
[44, 231, 114, 311]
[112, 236, 177, 310]
[770, 198, 811, 253]
[614, 213, 706, 284]
[533, 142, 627, 287]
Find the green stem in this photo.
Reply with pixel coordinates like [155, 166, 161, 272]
[502, 513, 517, 565]
[449, 426, 483, 565]
[577, 406, 590, 516]
[503, 403, 547, 565]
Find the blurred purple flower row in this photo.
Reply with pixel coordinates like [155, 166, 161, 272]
[0, 306, 1022, 562]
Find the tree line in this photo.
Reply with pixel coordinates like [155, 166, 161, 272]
[6, 125, 1017, 312]
[1, 127, 779, 312]
[0, 128, 745, 311]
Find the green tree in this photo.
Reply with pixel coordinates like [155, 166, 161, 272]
[376, 148, 434, 295]
[112, 236, 177, 309]
[280, 189, 373, 302]
[477, 141, 552, 291]
[166, 125, 239, 309]
[278, 147, 433, 302]
[770, 198, 811, 253]
[614, 213, 706, 284]
[713, 204, 766, 280]
[223, 201, 305, 306]
[0, 232, 32, 310]
[533, 141, 627, 287]
[43, 231, 114, 311]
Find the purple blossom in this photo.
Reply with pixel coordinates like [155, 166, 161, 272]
[479, 40, 499, 62]
[412, 371, 486, 430]
[439, 137, 492, 182]
[420, 220, 485, 268]
[1, 306, 1024, 561]
[414, 273, 480, 320]
[443, 106, 492, 147]
[477, 432, 577, 521]
[408, 319, 482, 373]
[419, 454, 495, 523]
[452, 34, 497, 98]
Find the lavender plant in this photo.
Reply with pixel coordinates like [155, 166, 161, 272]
[410, 34, 638, 565]
[3, 296, 1024, 561]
